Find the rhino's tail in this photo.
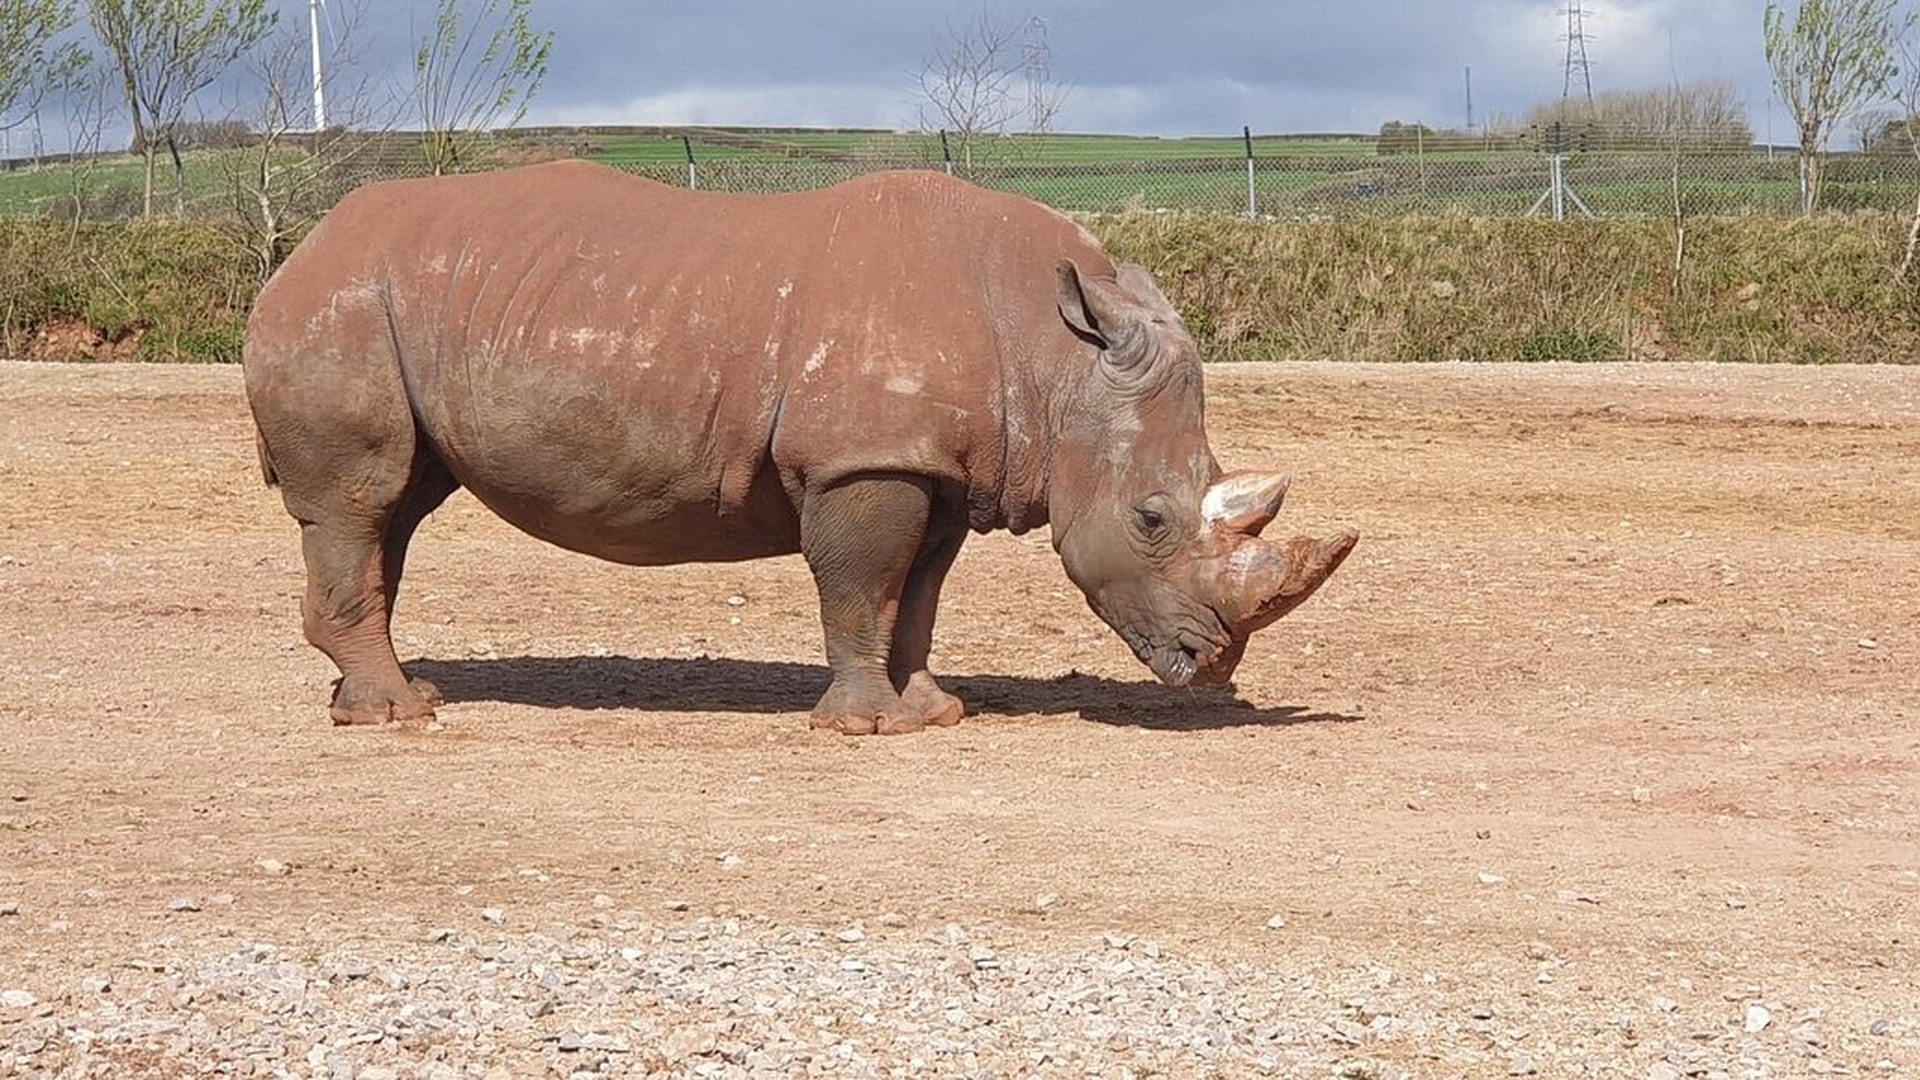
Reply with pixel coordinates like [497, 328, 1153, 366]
[254, 426, 280, 488]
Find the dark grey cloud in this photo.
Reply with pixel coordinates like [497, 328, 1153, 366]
[12, 0, 1783, 157]
[489, 0, 1780, 138]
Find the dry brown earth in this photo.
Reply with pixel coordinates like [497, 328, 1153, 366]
[1, 360, 1915, 1078]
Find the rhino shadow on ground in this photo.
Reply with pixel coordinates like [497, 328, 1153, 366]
[405, 655, 1361, 732]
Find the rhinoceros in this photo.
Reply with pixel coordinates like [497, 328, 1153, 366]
[242, 160, 1355, 734]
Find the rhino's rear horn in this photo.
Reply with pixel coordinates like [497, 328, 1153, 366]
[1201, 472, 1291, 536]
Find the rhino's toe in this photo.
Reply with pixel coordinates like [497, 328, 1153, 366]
[329, 674, 438, 728]
[901, 674, 965, 729]
[408, 676, 445, 707]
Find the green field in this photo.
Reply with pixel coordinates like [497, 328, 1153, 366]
[0, 157, 150, 216]
[582, 129, 1380, 168]
[0, 149, 287, 218]
[0, 126, 1907, 221]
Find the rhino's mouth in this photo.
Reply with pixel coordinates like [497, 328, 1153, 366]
[1135, 629, 1223, 688]
[1148, 644, 1199, 687]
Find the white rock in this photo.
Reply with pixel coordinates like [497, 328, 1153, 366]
[480, 908, 505, 924]
[0, 989, 36, 1008]
[1264, 915, 1287, 930]
[1745, 1003, 1773, 1033]
[1477, 872, 1507, 886]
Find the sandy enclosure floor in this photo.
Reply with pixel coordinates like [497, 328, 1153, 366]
[1, 360, 1916, 1077]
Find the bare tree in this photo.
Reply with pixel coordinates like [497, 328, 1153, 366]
[913, 9, 1066, 167]
[86, 0, 277, 217]
[52, 64, 116, 221]
[1523, 80, 1753, 149]
[414, 0, 553, 177]
[1850, 105, 1898, 152]
[1, 0, 88, 141]
[1883, 35, 1920, 280]
[1765, 0, 1910, 213]
[221, 0, 396, 282]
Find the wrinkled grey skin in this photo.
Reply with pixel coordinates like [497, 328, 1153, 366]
[242, 162, 1355, 735]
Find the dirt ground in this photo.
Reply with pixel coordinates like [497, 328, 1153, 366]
[2, 359, 1916, 1074]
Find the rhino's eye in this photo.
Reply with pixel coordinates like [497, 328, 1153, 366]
[1134, 507, 1168, 540]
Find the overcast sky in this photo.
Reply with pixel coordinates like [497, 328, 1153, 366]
[497, 0, 1782, 139]
[5, 0, 1790, 155]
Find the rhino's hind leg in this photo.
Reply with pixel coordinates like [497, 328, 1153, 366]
[379, 457, 460, 710]
[801, 474, 936, 736]
[889, 525, 967, 729]
[271, 429, 455, 727]
[298, 516, 434, 727]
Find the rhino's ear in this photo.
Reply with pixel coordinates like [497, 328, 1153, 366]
[1057, 257, 1148, 369]
[1055, 257, 1110, 347]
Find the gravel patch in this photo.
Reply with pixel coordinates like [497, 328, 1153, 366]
[4, 914, 1913, 1078]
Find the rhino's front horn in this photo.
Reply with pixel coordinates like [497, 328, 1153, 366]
[1201, 471, 1291, 536]
[1217, 529, 1360, 637]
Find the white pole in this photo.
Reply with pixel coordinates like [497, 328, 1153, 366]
[309, 0, 327, 131]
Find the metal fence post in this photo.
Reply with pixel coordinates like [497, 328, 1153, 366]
[682, 135, 697, 191]
[1243, 125, 1256, 218]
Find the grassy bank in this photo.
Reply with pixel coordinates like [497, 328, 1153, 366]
[1096, 212, 1920, 364]
[3, 214, 1918, 365]
[0, 222, 253, 363]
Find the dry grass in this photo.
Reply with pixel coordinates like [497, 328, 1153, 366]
[1093, 211, 1920, 363]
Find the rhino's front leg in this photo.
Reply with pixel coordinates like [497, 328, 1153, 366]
[889, 524, 967, 729]
[801, 473, 933, 736]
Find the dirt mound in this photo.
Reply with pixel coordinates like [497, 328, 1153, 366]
[18, 316, 142, 362]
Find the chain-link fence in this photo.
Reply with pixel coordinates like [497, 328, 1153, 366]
[5, 126, 1919, 222]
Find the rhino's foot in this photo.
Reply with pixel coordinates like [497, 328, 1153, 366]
[809, 682, 928, 736]
[330, 674, 438, 728]
[807, 709, 926, 737]
[900, 673, 964, 729]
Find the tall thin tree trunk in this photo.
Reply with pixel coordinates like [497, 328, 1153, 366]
[112, 48, 151, 218]
[141, 142, 156, 218]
